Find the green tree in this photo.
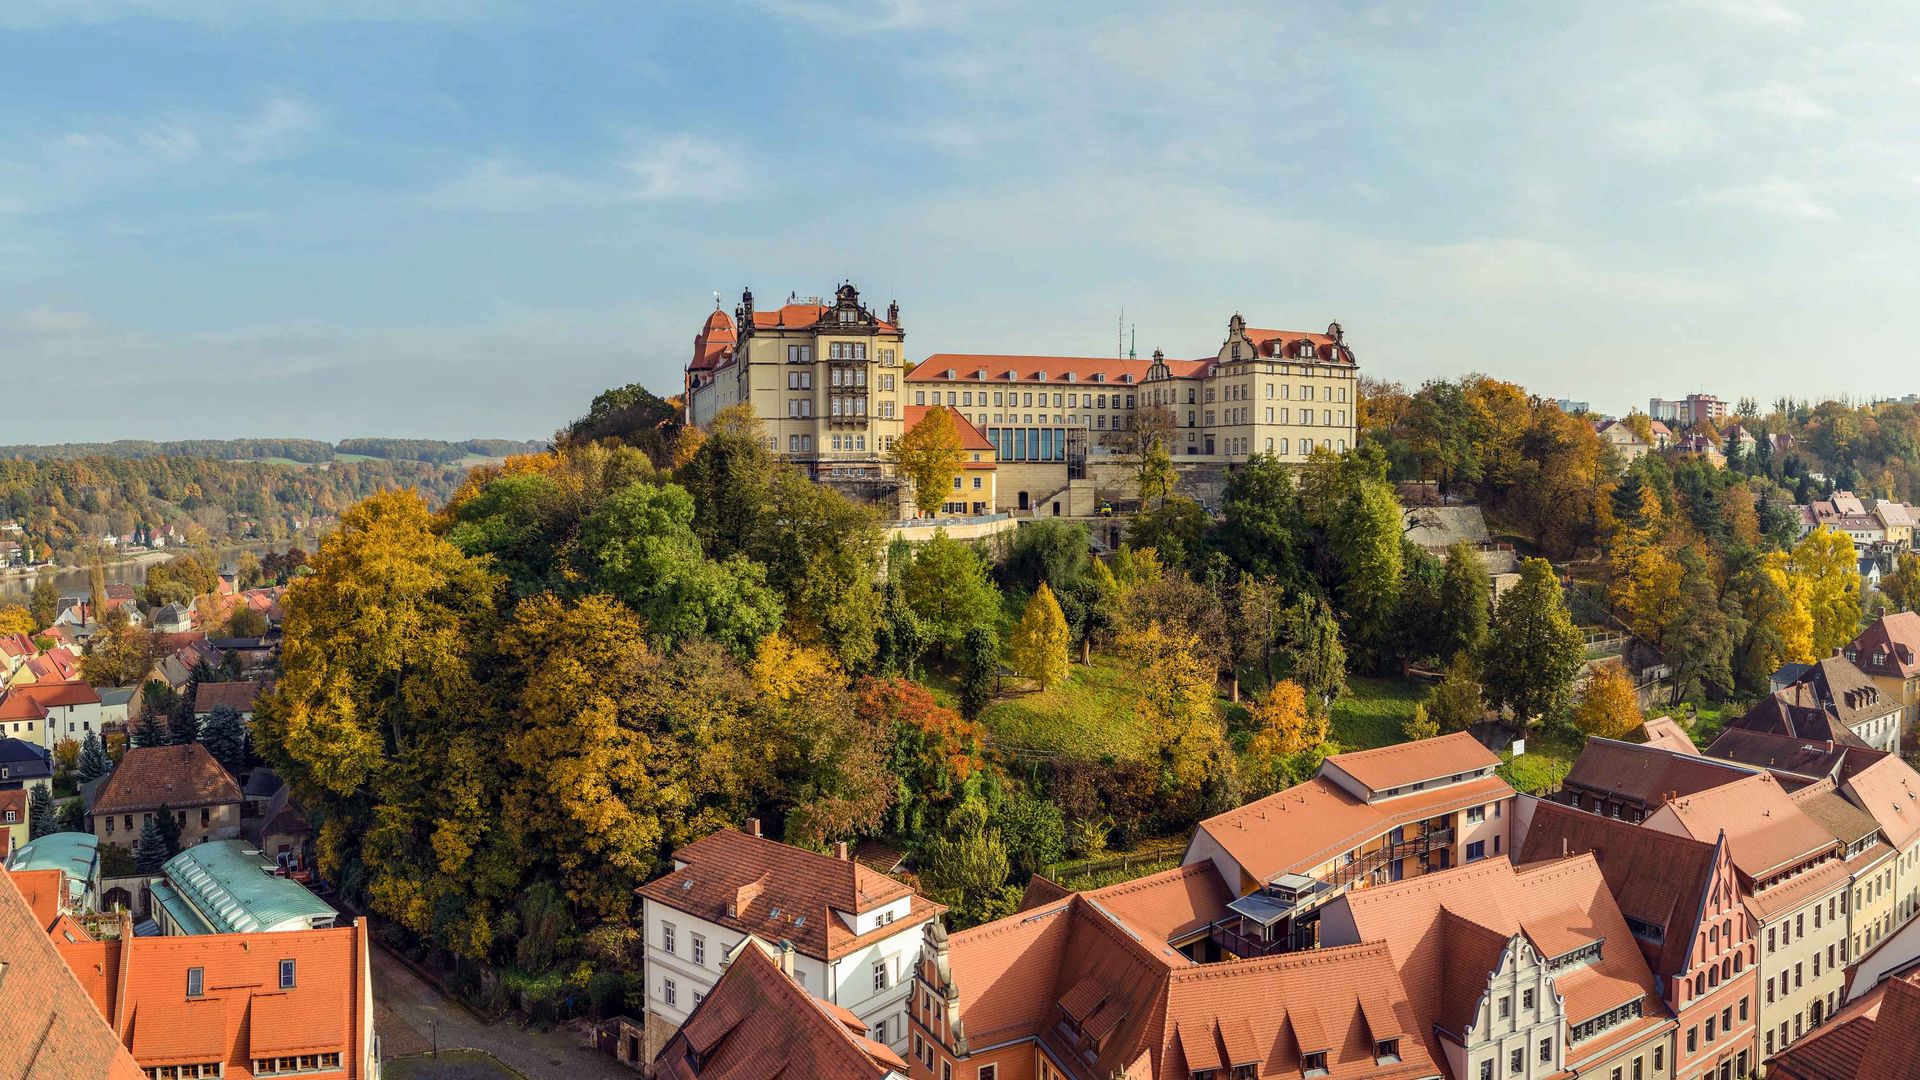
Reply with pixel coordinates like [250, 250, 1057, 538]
[1280, 597, 1347, 713]
[579, 481, 783, 652]
[1330, 472, 1406, 663]
[900, 531, 1001, 651]
[27, 784, 55, 839]
[1481, 558, 1586, 728]
[130, 705, 167, 750]
[892, 406, 967, 516]
[1436, 542, 1491, 660]
[200, 706, 249, 775]
[75, 731, 111, 783]
[1403, 703, 1440, 741]
[1211, 453, 1305, 586]
[1425, 652, 1485, 732]
[1009, 583, 1071, 689]
[1003, 519, 1090, 593]
[958, 626, 998, 722]
[133, 813, 174, 873]
[28, 580, 59, 630]
[921, 797, 1018, 929]
[992, 788, 1066, 879]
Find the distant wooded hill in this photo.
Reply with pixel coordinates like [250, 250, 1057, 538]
[0, 437, 548, 464]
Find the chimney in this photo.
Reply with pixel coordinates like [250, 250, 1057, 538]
[1561, 838, 1569, 858]
[747, 817, 762, 838]
[778, 940, 796, 977]
[835, 841, 850, 861]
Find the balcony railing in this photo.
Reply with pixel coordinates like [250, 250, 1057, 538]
[1208, 824, 1455, 958]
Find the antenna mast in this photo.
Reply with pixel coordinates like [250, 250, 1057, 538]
[1117, 309, 1125, 359]
[1129, 324, 1137, 360]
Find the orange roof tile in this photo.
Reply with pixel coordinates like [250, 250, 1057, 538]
[901, 404, 995, 452]
[1323, 731, 1500, 795]
[0, 870, 145, 1080]
[59, 921, 373, 1078]
[908, 353, 1158, 386]
[1840, 754, 1920, 851]
[91, 743, 242, 816]
[16, 679, 102, 708]
[1337, 855, 1668, 1071]
[0, 691, 48, 721]
[653, 943, 902, 1080]
[1658, 772, 1840, 881]
[635, 828, 940, 961]
[1638, 716, 1699, 755]
[10, 867, 64, 929]
[1194, 771, 1513, 885]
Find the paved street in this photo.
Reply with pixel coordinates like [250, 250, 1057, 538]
[371, 945, 634, 1080]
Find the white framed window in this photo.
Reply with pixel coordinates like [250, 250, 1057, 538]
[663, 922, 676, 954]
[663, 976, 677, 1007]
[874, 960, 891, 992]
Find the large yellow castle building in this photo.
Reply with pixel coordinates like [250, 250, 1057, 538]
[684, 284, 1360, 517]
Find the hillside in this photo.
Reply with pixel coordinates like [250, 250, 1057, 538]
[0, 436, 547, 465]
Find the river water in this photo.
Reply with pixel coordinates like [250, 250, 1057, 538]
[0, 534, 325, 605]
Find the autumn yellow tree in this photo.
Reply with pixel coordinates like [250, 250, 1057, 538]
[1009, 583, 1070, 688]
[892, 406, 966, 517]
[0, 605, 34, 636]
[1247, 679, 1324, 759]
[497, 593, 680, 924]
[1573, 660, 1644, 740]
[1789, 527, 1862, 657]
[1119, 622, 1227, 797]
[1610, 483, 1684, 646]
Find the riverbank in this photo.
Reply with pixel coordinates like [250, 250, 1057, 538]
[0, 534, 325, 604]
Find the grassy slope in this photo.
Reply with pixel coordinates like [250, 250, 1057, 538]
[1329, 676, 1425, 749]
[979, 654, 1153, 759]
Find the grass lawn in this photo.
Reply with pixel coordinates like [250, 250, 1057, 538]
[1329, 676, 1427, 750]
[383, 1051, 523, 1080]
[979, 655, 1153, 759]
[1498, 725, 1581, 795]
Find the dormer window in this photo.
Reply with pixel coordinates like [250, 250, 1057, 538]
[974, 369, 986, 380]
[1302, 1051, 1329, 1078]
[1297, 341, 1316, 358]
[1036, 370, 1047, 381]
[1064, 372, 1076, 383]
[944, 369, 956, 380]
[1375, 1039, 1401, 1065]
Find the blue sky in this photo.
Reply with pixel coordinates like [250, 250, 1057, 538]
[1, 0, 1916, 441]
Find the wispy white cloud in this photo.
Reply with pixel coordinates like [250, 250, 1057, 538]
[1683, 0, 1802, 26]
[1722, 82, 1833, 122]
[624, 135, 751, 201]
[751, 0, 966, 33]
[1697, 177, 1837, 220]
[419, 158, 597, 213]
[227, 97, 323, 163]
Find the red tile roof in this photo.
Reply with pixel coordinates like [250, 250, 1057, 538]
[1337, 855, 1669, 1071]
[0, 870, 145, 1079]
[10, 866, 64, 929]
[1563, 737, 1756, 808]
[0, 691, 48, 721]
[16, 680, 102, 708]
[1657, 772, 1841, 883]
[909, 353, 1165, 386]
[653, 943, 906, 1080]
[1839, 754, 1920, 852]
[56, 920, 375, 1079]
[1770, 971, 1920, 1079]
[91, 743, 242, 816]
[191, 680, 262, 715]
[927, 862, 1440, 1080]
[1323, 731, 1500, 795]
[901, 404, 995, 453]
[1515, 800, 1726, 979]
[635, 828, 939, 961]
[1193, 770, 1513, 885]
[1850, 612, 1920, 679]
[1638, 716, 1698, 755]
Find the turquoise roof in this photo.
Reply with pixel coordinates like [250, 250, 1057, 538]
[161, 840, 336, 934]
[7, 831, 98, 902]
[149, 880, 214, 935]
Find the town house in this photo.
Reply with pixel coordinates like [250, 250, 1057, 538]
[87, 743, 244, 850]
[634, 822, 941, 1063]
[1182, 732, 1515, 954]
